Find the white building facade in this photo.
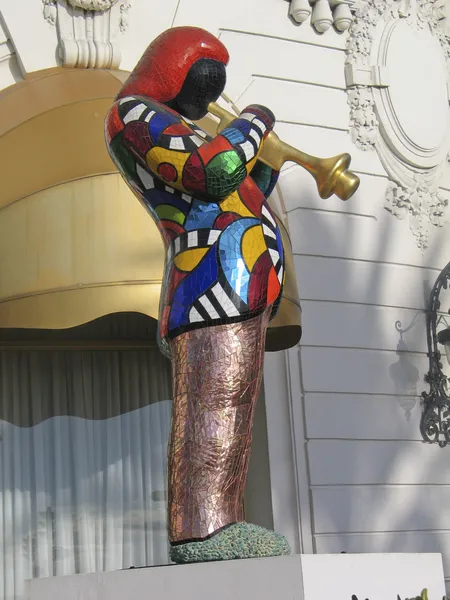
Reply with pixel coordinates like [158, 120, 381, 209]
[0, 0, 450, 598]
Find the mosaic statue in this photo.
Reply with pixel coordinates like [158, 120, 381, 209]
[105, 26, 359, 564]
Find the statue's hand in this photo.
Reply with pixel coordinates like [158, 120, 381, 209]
[240, 104, 276, 133]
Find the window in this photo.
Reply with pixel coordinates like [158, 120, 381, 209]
[0, 314, 172, 600]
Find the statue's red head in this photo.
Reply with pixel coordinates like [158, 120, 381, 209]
[117, 26, 229, 120]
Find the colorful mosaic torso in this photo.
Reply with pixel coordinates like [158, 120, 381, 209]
[105, 96, 285, 355]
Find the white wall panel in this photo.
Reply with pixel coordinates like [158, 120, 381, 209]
[238, 78, 349, 130]
[300, 301, 428, 352]
[289, 208, 450, 269]
[304, 393, 422, 441]
[219, 30, 348, 102]
[308, 440, 450, 485]
[294, 255, 439, 309]
[312, 485, 450, 534]
[301, 346, 428, 395]
[219, 29, 347, 100]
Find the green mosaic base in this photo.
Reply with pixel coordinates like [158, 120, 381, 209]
[169, 522, 291, 564]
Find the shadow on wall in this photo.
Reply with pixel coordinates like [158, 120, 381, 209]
[390, 322, 420, 421]
[280, 163, 450, 569]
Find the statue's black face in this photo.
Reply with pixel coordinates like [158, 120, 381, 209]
[167, 58, 226, 121]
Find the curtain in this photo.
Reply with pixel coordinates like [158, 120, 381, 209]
[0, 345, 172, 600]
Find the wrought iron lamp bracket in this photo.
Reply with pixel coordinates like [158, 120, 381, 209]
[420, 261, 450, 447]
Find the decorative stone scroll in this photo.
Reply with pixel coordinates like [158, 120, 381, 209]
[345, 0, 450, 249]
[42, 0, 131, 69]
[67, 0, 117, 9]
[289, 0, 356, 33]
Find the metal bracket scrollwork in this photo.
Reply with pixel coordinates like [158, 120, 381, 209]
[420, 261, 450, 447]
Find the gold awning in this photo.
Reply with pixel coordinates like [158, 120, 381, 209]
[0, 68, 301, 350]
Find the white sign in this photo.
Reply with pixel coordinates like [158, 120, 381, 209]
[301, 554, 446, 600]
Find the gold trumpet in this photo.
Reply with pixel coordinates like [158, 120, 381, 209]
[208, 102, 360, 201]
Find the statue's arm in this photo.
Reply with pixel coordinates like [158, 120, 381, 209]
[105, 96, 276, 200]
[249, 161, 280, 198]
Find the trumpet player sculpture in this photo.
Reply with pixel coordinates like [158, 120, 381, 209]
[105, 26, 359, 564]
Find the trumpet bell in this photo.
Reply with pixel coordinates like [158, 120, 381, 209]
[316, 153, 360, 201]
[334, 169, 360, 201]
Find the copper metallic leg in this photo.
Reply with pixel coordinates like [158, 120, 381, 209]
[167, 309, 271, 544]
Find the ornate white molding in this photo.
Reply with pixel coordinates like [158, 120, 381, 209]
[42, 0, 58, 26]
[118, 1, 132, 33]
[385, 180, 449, 249]
[67, 0, 118, 10]
[346, 0, 450, 250]
[289, 0, 356, 33]
[42, 0, 131, 68]
[347, 86, 378, 150]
